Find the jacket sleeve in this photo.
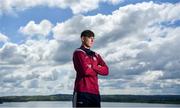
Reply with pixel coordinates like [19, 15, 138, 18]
[73, 51, 97, 77]
[92, 54, 109, 76]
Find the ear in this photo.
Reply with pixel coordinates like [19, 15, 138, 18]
[81, 36, 85, 42]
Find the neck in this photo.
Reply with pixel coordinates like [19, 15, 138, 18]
[82, 44, 90, 49]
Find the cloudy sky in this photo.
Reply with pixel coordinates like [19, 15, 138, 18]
[0, 0, 180, 96]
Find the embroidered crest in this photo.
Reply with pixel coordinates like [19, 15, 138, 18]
[93, 57, 97, 61]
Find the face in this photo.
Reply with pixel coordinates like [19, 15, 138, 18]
[81, 36, 94, 48]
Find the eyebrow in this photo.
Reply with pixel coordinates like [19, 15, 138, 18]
[88, 37, 95, 39]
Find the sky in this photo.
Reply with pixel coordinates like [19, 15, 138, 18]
[0, 0, 180, 96]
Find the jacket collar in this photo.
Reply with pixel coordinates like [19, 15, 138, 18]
[80, 46, 95, 56]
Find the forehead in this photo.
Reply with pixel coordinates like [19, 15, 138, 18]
[85, 36, 94, 39]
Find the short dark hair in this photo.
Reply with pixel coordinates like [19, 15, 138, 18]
[81, 30, 94, 37]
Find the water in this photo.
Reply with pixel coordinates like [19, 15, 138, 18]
[0, 101, 180, 108]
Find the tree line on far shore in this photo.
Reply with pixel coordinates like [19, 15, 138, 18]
[0, 94, 180, 104]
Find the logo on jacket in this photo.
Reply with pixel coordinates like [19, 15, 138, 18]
[93, 57, 97, 61]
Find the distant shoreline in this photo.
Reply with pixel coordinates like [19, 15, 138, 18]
[0, 94, 180, 104]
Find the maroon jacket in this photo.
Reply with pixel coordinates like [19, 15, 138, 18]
[73, 46, 109, 95]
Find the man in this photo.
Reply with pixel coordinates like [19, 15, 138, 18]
[72, 30, 109, 107]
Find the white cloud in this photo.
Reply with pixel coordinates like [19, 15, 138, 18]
[0, 37, 76, 96]
[0, 43, 25, 64]
[21, 39, 59, 64]
[1, 1, 180, 96]
[104, 0, 123, 5]
[0, 0, 123, 15]
[0, 33, 9, 42]
[136, 70, 164, 83]
[70, 0, 99, 14]
[19, 19, 53, 37]
[0, 41, 74, 96]
[53, 2, 180, 44]
[52, 13, 114, 42]
[0, 39, 60, 66]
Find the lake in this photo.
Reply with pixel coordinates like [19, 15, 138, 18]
[0, 101, 180, 108]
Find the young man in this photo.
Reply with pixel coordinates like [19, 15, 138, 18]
[72, 30, 109, 107]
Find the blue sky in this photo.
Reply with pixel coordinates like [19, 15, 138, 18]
[0, 0, 180, 96]
[0, 6, 72, 45]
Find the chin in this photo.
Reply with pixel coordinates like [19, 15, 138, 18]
[86, 44, 93, 48]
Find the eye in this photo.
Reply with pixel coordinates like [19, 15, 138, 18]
[90, 37, 95, 39]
